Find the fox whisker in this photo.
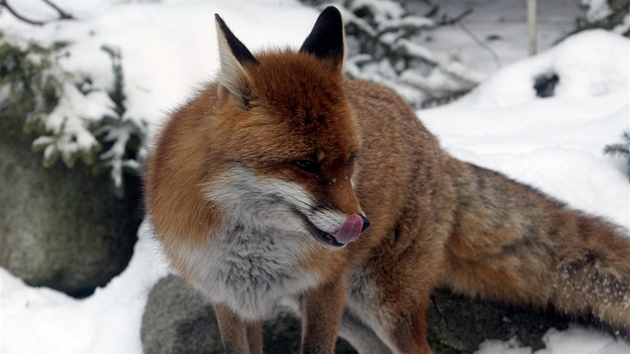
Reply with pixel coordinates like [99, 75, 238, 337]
[268, 180, 318, 211]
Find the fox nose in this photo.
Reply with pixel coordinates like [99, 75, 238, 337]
[360, 215, 370, 233]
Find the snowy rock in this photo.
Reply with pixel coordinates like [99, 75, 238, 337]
[141, 276, 582, 353]
[0, 112, 142, 298]
[141, 275, 358, 354]
[428, 288, 572, 352]
[141, 275, 223, 354]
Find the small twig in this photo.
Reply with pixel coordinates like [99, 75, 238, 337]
[423, 5, 439, 18]
[438, 8, 474, 26]
[434, 8, 502, 69]
[0, 0, 45, 26]
[457, 20, 502, 69]
[42, 0, 74, 20]
[0, 0, 74, 26]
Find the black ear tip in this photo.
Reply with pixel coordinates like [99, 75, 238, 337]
[321, 6, 342, 20]
[317, 6, 343, 29]
[299, 5, 345, 63]
[214, 13, 259, 65]
[215, 13, 226, 28]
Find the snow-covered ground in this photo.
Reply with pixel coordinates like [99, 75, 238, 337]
[1, 1, 629, 353]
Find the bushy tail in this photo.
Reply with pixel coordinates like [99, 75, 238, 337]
[551, 218, 630, 334]
[442, 158, 630, 336]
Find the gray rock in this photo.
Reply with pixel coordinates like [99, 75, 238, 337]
[141, 275, 223, 354]
[141, 275, 358, 354]
[0, 112, 142, 297]
[142, 276, 589, 354]
[428, 288, 571, 353]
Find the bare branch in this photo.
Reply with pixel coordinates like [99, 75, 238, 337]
[42, 0, 74, 20]
[438, 8, 474, 26]
[0, 0, 45, 26]
[0, 0, 74, 26]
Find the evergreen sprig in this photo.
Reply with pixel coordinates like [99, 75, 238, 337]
[604, 131, 630, 180]
[324, 0, 483, 107]
[94, 45, 146, 198]
[0, 31, 63, 132]
[578, 0, 630, 37]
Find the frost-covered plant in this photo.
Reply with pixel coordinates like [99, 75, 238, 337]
[0, 31, 63, 139]
[604, 131, 630, 180]
[0, 32, 146, 197]
[578, 0, 630, 36]
[92, 45, 147, 198]
[0, 32, 97, 167]
[321, 0, 483, 107]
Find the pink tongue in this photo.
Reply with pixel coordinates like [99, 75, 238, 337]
[332, 214, 364, 244]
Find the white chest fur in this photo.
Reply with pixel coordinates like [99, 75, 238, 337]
[170, 165, 356, 319]
[178, 219, 321, 320]
[173, 165, 344, 319]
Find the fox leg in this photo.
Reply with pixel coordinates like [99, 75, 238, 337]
[376, 213, 451, 353]
[345, 276, 435, 354]
[214, 303, 259, 354]
[338, 309, 393, 354]
[300, 276, 347, 354]
[345, 247, 446, 354]
[246, 321, 263, 354]
[380, 295, 433, 354]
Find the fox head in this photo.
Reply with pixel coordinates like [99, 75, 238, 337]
[206, 7, 369, 249]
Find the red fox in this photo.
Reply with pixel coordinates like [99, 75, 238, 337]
[145, 6, 630, 354]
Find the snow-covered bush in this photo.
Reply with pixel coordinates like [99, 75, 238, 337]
[0, 32, 63, 138]
[578, 0, 630, 36]
[0, 32, 146, 197]
[320, 0, 484, 107]
[92, 45, 147, 197]
[604, 131, 630, 180]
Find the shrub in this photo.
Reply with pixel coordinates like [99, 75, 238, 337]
[0, 32, 146, 197]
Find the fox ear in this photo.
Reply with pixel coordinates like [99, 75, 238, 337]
[299, 6, 345, 71]
[214, 14, 258, 108]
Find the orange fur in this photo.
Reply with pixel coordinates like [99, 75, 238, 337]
[145, 7, 630, 354]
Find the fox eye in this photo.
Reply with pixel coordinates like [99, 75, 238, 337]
[293, 160, 320, 174]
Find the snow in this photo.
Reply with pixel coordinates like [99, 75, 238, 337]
[1, 1, 629, 353]
[1, 221, 169, 354]
[477, 326, 630, 354]
[582, 0, 613, 23]
[460, 29, 629, 107]
[33, 82, 109, 161]
[420, 30, 629, 227]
